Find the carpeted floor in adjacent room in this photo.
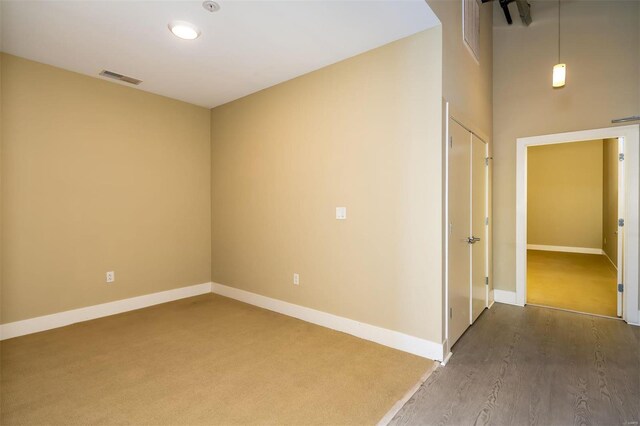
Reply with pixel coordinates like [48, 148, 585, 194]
[1, 294, 433, 425]
[527, 250, 618, 317]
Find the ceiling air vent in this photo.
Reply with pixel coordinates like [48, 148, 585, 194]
[99, 70, 142, 85]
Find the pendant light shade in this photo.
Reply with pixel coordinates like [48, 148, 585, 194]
[553, 63, 566, 88]
[553, 0, 566, 88]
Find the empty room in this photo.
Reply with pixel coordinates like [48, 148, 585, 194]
[1, 0, 639, 425]
[526, 139, 620, 317]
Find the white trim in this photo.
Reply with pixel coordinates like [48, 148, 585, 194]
[376, 363, 439, 426]
[443, 101, 451, 349]
[616, 136, 625, 317]
[441, 351, 454, 366]
[211, 282, 444, 361]
[493, 289, 519, 306]
[603, 251, 618, 271]
[0, 282, 213, 340]
[485, 139, 490, 309]
[527, 244, 603, 255]
[516, 125, 639, 325]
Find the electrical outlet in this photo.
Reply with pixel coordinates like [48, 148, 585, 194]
[106, 271, 115, 283]
[293, 273, 299, 286]
[336, 207, 347, 220]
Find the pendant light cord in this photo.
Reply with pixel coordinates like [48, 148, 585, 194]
[558, 0, 561, 63]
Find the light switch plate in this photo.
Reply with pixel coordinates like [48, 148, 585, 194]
[336, 207, 347, 220]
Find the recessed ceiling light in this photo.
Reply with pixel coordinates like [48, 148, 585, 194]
[168, 21, 201, 40]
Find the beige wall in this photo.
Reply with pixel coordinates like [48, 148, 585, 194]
[1, 54, 212, 323]
[428, 0, 493, 139]
[527, 140, 603, 249]
[211, 29, 444, 342]
[427, 0, 493, 331]
[493, 0, 639, 291]
[603, 138, 618, 266]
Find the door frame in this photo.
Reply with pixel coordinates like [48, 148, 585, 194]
[617, 136, 625, 317]
[444, 102, 492, 360]
[515, 125, 639, 325]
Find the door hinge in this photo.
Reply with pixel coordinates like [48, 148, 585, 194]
[618, 283, 624, 292]
[485, 277, 489, 286]
[485, 217, 489, 226]
[619, 153, 625, 161]
[619, 218, 625, 227]
[449, 307, 453, 318]
[449, 136, 453, 148]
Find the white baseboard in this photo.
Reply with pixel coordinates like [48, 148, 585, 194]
[527, 244, 603, 255]
[440, 351, 454, 366]
[2, 280, 445, 361]
[603, 251, 618, 271]
[211, 282, 444, 361]
[493, 289, 519, 306]
[0, 282, 213, 340]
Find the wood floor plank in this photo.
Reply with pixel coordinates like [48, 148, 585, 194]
[389, 304, 639, 426]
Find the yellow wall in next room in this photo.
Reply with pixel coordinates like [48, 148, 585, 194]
[527, 140, 603, 249]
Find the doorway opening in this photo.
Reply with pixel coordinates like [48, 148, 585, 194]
[515, 125, 639, 325]
[526, 139, 620, 318]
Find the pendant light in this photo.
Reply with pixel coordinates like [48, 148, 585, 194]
[552, 0, 566, 88]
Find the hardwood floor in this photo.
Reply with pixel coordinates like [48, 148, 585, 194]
[390, 303, 639, 426]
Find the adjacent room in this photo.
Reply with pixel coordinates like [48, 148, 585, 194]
[1, 0, 639, 425]
[526, 139, 620, 317]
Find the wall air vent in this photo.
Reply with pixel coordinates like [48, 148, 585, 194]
[99, 70, 142, 85]
[463, 0, 480, 61]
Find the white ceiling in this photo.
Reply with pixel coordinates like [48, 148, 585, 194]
[1, 1, 440, 108]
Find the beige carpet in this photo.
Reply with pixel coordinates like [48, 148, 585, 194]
[527, 250, 618, 317]
[1, 294, 433, 425]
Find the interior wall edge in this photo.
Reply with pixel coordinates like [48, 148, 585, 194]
[603, 251, 617, 272]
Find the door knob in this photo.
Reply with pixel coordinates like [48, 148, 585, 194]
[467, 236, 481, 244]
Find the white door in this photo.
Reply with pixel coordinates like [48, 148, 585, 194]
[448, 120, 472, 347]
[471, 135, 487, 322]
[617, 137, 625, 317]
